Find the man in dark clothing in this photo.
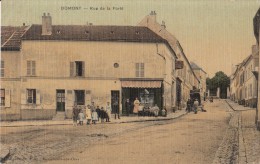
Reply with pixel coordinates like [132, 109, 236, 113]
[72, 104, 79, 126]
[125, 99, 131, 116]
[96, 106, 101, 121]
[186, 99, 191, 112]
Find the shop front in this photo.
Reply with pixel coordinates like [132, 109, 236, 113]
[121, 80, 163, 115]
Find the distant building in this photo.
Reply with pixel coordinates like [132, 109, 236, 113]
[138, 11, 200, 109]
[229, 45, 259, 107]
[190, 62, 207, 101]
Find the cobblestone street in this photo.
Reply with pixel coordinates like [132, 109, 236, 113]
[2, 100, 255, 164]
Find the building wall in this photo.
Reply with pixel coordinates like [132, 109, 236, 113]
[0, 51, 21, 120]
[0, 40, 176, 120]
[138, 13, 198, 108]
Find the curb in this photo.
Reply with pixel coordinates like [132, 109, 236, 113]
[0, 111, 188, 127]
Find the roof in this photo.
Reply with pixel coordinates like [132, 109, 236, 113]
[22, 25, 166, 43]
[190, 62, 207, 74]
[1, 26, 29, 51]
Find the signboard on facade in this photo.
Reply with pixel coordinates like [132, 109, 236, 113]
[175, 60, 184, 69]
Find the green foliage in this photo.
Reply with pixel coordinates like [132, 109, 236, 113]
[207, 71, 230, 98]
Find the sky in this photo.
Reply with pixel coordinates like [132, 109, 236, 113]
[1, 0, 260, 77]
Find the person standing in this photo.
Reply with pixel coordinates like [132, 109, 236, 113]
[72, 103, 79, 126]
[86, 105, 92, 125]
[125, 99, 131, 116]
[105, 102, 112, 122]
[133, 97, 140, 115]
[96, 106, 101, 122]
[78, 110, 84, 126]
[113, 100, 120, 119]
[91, 108, 98, 124]
[100, 107, 105, 123]
[194, 99, 199, 114]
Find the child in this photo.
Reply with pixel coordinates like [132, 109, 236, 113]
[86, 105, 92, 125]
[78, 110, 84, 126]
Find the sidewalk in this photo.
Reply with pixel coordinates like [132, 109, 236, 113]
[225, 99, 256, 111]
[0, 109, 187, 127]
[226, 100, 260, 164]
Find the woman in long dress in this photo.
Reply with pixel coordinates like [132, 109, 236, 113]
[133, 97, 140, 115]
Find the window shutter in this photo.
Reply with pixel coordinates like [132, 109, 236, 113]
[66, 90, 74, 108]
[21, 89, 27, 104]
[36, 89, 41, 105]
[5, 89, 11, 107]
[70, 62, 74, 77]
[82, 61, 85, 77]
[0, 61, 4, 77]
[85, 90, 91, 106]
[27, 61, 31, 75]
[135, 63, 139, 77]
[140, 63, 144, 77]
[32, 61, 36, 76]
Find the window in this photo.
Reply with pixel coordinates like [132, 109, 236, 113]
[75, 90, 85, 105]
[27, 89, 36, 104]
[0, 89, 5, 106]
[135, 63, 144, 77]
[27, 61, 36, 76]
[70, 61, 85, 77]
[0, 61, 4, 77]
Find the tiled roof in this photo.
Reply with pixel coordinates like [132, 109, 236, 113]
[22, 25, 166, 43]
[190, 62, 207, 74]
[1, 26, 28, 51]
[253, 8, 260, 43]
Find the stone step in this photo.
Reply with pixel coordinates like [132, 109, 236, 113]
[52, 112, 65, 120]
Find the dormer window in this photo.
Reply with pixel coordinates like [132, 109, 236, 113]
[85, 30, 89, 34]
[110, 31, 114, 34]
[135, 31, 139, 34]
[57, 30, 61, 34]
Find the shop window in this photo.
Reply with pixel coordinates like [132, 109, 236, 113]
[75, 90, 85, 105]
[0, 61, 4, 77]
[0, 89, 5, 106]
[27, 89, 36, 104]
[27, 60, 36, 76]
[70, 61, 85, 77]
[135, 63, 144, 77]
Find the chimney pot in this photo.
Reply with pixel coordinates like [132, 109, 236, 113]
[43, 13, 46, 16]
[47, 13, 50, 16]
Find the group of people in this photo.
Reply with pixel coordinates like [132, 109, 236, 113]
[72, 102, 113, 126]
[186, 98, 206, 113]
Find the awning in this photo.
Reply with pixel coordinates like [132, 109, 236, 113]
[121, 81, 161, 88]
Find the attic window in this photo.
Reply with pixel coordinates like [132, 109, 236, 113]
[135, 31, 140, 34]
[57, 30, 61, 34]
[110, 31, 114, 34]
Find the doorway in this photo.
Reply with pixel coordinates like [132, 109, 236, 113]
[56, 90, 65, 111]
[111, 90, 119, 114]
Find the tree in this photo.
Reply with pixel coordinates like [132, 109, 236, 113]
[207, 71, 230, 99]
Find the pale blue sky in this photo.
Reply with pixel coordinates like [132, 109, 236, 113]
[1, 0, 260, 77]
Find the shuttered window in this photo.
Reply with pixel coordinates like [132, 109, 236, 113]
[135, 63, 144, 77]
[70, 61, 85, 77]
[0, 89, 5, 106]
[27, 61, 36, 76]
[27, 89, 36, 104]
[0, 61, 4, 77]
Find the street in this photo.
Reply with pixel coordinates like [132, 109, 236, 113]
[0, 100, 256, 164]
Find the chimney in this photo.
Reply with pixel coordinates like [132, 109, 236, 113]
[161, 21, 166, 29]
[42, 12, 52, 35]
[149, 10, 157, 23]
[23, 23, 25, 26]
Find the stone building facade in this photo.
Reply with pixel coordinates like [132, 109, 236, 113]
[0, 13, 177, 120]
